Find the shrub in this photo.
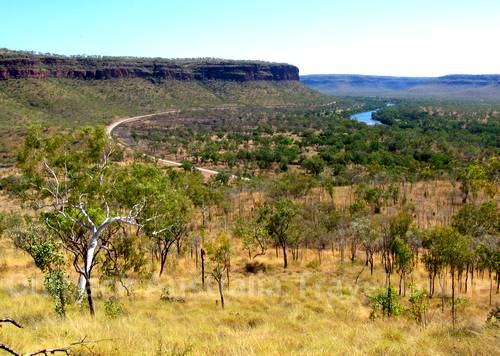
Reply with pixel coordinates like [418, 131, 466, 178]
[244, 261, 266, 273]
[406, 285, 428, 326]
[369, 286, 402, 320]
[104, 298, 125, 318]
[160, 286, 185, 303]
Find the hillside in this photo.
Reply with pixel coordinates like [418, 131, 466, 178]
[0, 51, 329, 164]
[301, 74, 500, 100]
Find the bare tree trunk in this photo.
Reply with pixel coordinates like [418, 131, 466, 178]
[85, 277, 95, 316]
[451, 268, 456, 327]
[339, 240, 345, 264]
[282, 243, 288, 269]
[439, 271, 445, 313]
[201, 248, 206, 290]
[489, 271, 493, 306]
[217, 278, 224, 309]
[387, 273, 391, 318]
[226, 261, 230, 290]
[464, 264, 469, 294]
[159, 253, 167, 277]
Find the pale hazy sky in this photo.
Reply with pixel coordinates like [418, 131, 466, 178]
[2, 0, 499, 76]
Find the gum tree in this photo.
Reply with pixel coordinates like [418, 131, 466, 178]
[16, 126, 142, 315]
[260, 198, 298, 268]
[206, 234, 232, 309]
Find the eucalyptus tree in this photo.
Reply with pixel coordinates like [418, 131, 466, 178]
[351, 216, 380, 275]
[451, 200, 499, 291]
[424, 226, 472, 325]
[458, 161, 488, 204]
[232, 213, 269, 259]
[16, 126, 142, 315]
[206, 234, 232, 309]
[475, 242, 500, 305]
[392, 236, 413, 296]
[112, 163, 193, 277]
[259, 198, 298, 268]
[378, 211, 413, 314]
[319, 203, 343, 261]
[348, 199, 370, 262]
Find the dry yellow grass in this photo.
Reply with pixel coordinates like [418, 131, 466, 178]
[0, 234, 498, 356]
[0, 178, 498, 355]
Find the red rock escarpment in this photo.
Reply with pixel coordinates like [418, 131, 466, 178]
[0, 54, 299, 81]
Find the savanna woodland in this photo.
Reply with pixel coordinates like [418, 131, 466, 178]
[0, 50, 498, 355]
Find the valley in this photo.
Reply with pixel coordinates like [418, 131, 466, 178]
[0, 51, 498, 356]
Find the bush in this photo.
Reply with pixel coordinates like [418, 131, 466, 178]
[244, 261, 266, 273]
[406, 285, 428, 326]
[104, 298, 125, 318]
[44, 269, 73, 318]
[369, 286, 402, 320]
[486, 307, 500, 327]
[160, 286, 185, 303]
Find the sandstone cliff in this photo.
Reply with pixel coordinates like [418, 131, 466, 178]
[0, 50, 299, 81]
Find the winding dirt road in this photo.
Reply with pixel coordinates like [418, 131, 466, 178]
[106, 110, 223, 177]
[106, 102, 337, 178]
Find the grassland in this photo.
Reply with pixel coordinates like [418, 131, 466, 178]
[0, 181, 498, 355]
[0, 237, 497, 355]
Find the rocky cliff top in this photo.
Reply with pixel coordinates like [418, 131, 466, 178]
[0, 50, 299, 81]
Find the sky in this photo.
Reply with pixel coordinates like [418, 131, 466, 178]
[1, 0, 500, 76]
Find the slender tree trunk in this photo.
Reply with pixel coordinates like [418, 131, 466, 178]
[85, 277, 95, 316]
[350, 241, 356, 262]
[226, 261, 230, 290]
[451, 268, 456, 327]
[429, 272, 435, 298]
[282, 242, 288, 269]
[201, 248, 206, 290]
[217, 277, 224, 309]
[489, 271, 492, 306]
[464, 264, 469, 294]
[439, 271, 445, 313]
[195, 243, 199, 269]
[387, 273, 392, 318]
[340, 240, 345, 264]
[159, 253, 167, 277]
[471, 265, 474, 290]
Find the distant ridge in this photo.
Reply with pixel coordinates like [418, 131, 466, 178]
[301, 74, 500, 100]
[0, 49, 299, 82]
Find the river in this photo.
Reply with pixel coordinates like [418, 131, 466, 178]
[350, 109, 380, 125]
[350, 103, 393, 125]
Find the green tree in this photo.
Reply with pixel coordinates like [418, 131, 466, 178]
[16, 127, 142, 315]
[425, 226, 472, 326]
[206, 234, 232, 309]
[260, 198, 298, 268]
[11, 221, 72, 317]
[232, 213, 269, 259]
[302, 155, 326, 176]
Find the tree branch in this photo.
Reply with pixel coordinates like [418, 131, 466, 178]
[0, 344, 21, 356]
[0, 318, 22, 328]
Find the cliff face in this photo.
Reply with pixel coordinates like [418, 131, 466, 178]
[0, 52, 299, 81]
